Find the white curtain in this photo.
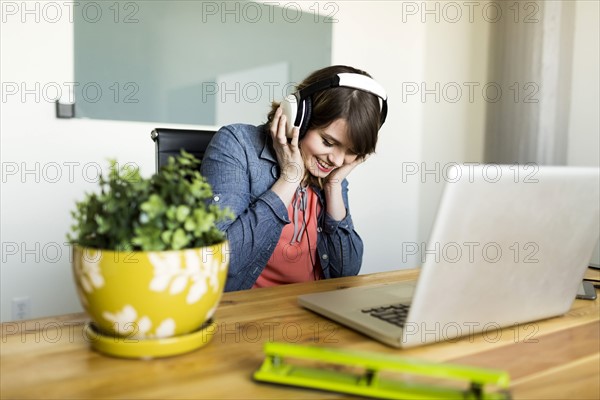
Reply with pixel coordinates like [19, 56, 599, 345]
[484, 1, 576, 165]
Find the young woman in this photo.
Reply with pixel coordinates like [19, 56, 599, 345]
[200, 65, 388, 291]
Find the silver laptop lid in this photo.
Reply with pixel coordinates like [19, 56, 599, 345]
[402, 165, 599, 346]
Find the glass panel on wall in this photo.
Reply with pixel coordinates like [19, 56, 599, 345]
[73, 1, 332, 126]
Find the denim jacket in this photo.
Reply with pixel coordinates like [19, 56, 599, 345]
[200, 124, 363, 291]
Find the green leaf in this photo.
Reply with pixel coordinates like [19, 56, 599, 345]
[161, 230, 173, 245]
[171, 228, 189, 250]
[94, 215, 110, 234]
[184, 217, 196, 231]
[68, 150, 231, 251]
[140, 194, 165, 218]
[176, 205, 190, 222]
[165, 206, 177, 221]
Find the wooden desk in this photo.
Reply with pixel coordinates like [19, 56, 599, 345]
[2, 269, 599, 399]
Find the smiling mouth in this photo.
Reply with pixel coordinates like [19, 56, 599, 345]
[316, 158, 334, 173]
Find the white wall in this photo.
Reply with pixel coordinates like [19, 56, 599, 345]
[331, 2, 489, 271]
[567, 0, 600, 265]
[0, 116, 157, 321]
[567, 0, 599, 168]
[417, 7, 490, 244]
[1, 1, 597, 322]
[330, 2, 428, 273]
[0, 3, 211, 321]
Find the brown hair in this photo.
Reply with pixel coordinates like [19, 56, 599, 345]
[266, 65, 383, 187]
[267, 65, 381, 156]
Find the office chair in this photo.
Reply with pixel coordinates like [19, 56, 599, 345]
[151, 128, 216, 172]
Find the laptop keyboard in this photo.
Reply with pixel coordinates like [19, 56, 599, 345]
[361, 303, 410, 328]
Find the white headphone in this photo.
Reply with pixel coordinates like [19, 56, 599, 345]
[280, 73, 388, 138]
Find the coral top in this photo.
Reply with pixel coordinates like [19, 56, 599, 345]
[253, 186, 322, 288]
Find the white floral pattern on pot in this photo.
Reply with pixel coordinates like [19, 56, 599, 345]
[147, 250, 222, 304]
[74, 249, 105, 293]
[103, 305, 176, 339]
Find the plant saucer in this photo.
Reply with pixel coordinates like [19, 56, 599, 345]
[85, 319, 217, 359]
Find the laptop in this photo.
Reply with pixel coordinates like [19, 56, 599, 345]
[298, 165, 600, 348]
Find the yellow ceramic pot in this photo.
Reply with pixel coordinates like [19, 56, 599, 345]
[72, 242, 229, 339]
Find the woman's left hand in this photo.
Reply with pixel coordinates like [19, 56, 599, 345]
[322, 155, 368, 221]
[325, 155, 368, 188]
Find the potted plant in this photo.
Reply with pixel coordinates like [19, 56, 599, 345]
[68, 151, 231, 351]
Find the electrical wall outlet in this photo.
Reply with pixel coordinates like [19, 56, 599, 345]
[12, 297, 31, 320]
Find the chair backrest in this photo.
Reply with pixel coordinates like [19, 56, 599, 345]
[151, 128, 216, 172]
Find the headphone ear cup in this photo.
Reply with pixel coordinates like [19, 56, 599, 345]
[299, 97, 312, 139]
[281, 94, 298, 139]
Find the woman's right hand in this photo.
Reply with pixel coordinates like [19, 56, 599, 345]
[270, 106, 305, 185]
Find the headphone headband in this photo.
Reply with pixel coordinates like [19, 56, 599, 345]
[296, 73, 388, 126]
[281, 72, 388, 139]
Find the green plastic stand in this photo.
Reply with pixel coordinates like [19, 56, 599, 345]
[254, 342, 511, 399]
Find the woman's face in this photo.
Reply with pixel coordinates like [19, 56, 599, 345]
[300, 118, 358, 179]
